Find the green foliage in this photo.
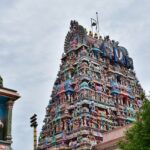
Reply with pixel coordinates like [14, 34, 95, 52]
[119, 96, 150, 150]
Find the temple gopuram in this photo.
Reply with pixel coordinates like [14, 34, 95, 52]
[0, 76, 20, 150]
[38, 21, 143, 150]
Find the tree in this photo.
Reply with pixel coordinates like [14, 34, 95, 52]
[119, 95, 150, 150]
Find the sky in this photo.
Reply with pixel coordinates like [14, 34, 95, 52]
[0, 0, 150, 149]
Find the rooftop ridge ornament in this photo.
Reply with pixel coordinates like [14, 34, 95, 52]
[64, 20, 87, 52]
[70, 20, 79, 31]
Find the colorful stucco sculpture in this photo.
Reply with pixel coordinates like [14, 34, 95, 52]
[38, 21, 143, 150]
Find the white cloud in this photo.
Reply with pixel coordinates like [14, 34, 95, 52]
[0, 0, 149, 149]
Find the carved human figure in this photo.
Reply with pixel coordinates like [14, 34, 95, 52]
[73, 119, 77, 130]
[69, 119, 73, 131]
[64, 120, 68, 131]
[76, 104, 81, 115]
[83, 116, 87, 126]
[69, 140, 74, 149]
[56, 123, 59, 133]
[70, 37, 78, 49]
[76, 118, 80, 128]
[80, 116, 84, 127]
[61, 93, 66, 103]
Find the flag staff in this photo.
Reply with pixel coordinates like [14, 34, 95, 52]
[90, 12, 100, 36]
[91, 18, 97, 34]
[91, 18, 93, 33]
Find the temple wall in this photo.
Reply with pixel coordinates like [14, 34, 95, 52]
[102, 124, 132, 143]
[95, 124, 132, 150]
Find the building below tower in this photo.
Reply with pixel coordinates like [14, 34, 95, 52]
[38, 21, 143, 150]
[0, 76, 20, 150]
[94, 124, 132, 150]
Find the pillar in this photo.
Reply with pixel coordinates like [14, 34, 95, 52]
[5, 100, 14, 142]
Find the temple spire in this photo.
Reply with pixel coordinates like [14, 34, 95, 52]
[38, 20, 143, 150]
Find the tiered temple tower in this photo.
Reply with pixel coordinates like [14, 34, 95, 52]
[0, 76, 20, 149]
[38, 21, 143, 150]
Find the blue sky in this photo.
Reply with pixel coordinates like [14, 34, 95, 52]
[0, 0, 150, 149]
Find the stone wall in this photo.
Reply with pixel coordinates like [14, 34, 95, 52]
[95, 124, 132, 150]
